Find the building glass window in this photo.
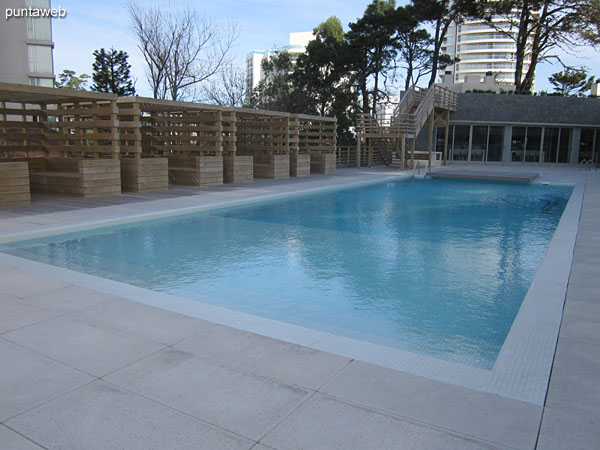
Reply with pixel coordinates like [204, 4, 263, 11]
[487, 127, 504, 161]
[594, 130, 600, 164]
[525, 127, 542, 162]
[578, 129, 596, 163]
[28, 45, 53, 74]
[30, 77, 53, 87]
[435, 127, 447, 153]
[452, 125, 470, 161]
[543, 128, 559, 163]
[471, 126, 488, 161]
[26, 17, 52, 41]
[542, 127, 571, 163]
[511, 127, 526, 162]
[558, 128, 571, 163]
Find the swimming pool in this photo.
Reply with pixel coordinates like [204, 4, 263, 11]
[2, 178, 572, 369]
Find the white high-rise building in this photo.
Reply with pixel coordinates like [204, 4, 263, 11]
[441, 14, 533, 88]
[246, 32, 313, 93]
[0, 0, 55, 87]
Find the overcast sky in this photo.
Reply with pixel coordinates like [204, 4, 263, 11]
[51, 0, 599, 97]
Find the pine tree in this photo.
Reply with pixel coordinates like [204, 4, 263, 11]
[91, 48, 136, 96]
[549, 69, 595, 96]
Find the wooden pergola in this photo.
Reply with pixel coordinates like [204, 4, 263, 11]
[0, 83, 337, 206]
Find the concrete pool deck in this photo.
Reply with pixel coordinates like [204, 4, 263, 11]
[0, 165, 598, 449]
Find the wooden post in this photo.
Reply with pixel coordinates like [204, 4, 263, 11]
[368, 141, 373, 168]
[427, 110, 434, 167]
[356, 134, 361, 168]
[443, 110, 450, 166]
[400, 134, 406, 170]
[410, 137, 415, 169]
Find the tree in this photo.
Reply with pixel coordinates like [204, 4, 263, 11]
[127, 1, 237, 100]
[549, 68, 595, 95]
[250, 52, 308, 112]
[293, 17, 348, 116]
[199, 64, 247, 107]
[54, 70, 90, 90]
[390, 5, 436, 90]
[292, 17, 359, 144]
[577, 0, 600, 45]
[411, 0, 478, 87]
[347, 0, 399, 115]
[479, 0, 597, 93]
[91, 48, 136, 96]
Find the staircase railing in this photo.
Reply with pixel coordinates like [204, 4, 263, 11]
[357, 84, 458, 166]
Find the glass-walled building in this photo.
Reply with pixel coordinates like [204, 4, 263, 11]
[0, 0, 55, 87]
[428, 93, 600, 166]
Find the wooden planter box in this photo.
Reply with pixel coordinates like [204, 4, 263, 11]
[29, 158, 121, 198]
[168, 156, 223, 187]
[121, 158, 168, 193]
[310, 153, 336, 174]
[0, 161, 30, 206]
[253, 154, 290, 180]
[223, 155, 253, 184]
[290, 153, 310, 177]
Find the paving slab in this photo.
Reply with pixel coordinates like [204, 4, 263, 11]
[19, 285, 118, 313]
[0, 301, 63, 334]
[0, 292, 20, 304]
[0, 425, 43, 449]
[566, 260, 600, 293]
[545, 337, 600, 415]
[105, 347, 312, 441]
[73, 297, 214, 345]
[0, 267, 70, 298]
[536, 407, 600, 450]
[560, 298, 600, 344]
[2, 314, 166, 377]
[0, 339, 93, 422]
[175, 324, 351, 389]
[261, 393, 505, 450]
[5, 381, 254, 450]
[320, 360, 541, 450]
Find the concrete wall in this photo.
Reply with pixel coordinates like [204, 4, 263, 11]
[0, 0, 29, 84]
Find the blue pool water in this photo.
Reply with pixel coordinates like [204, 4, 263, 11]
[2, 178, 572, 368]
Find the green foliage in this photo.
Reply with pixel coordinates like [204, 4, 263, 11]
[293, 16, 359, 144]
[478, 0, 594, 94]
[410, 0, 481, 87]
[549, 68, 595, 96]
[347, 0, 399, 114]
[317, 16, 345, 42]
[250, 52, 311, 112]
[577, 0, 600, 45]
[91, 48, 136, 96]
[394, 5, 433, 90]
[54, 70, 90, 90]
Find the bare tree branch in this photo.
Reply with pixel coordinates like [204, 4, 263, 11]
[127, 1, 238, 100]
[197, 64, 248, 106]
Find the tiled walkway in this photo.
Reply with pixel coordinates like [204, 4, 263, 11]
[0, 166, 598, 449]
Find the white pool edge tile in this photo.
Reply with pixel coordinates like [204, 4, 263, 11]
[0, 175, 582, 406]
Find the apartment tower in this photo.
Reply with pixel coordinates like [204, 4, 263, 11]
[0, 0, 55, 86]
[441, 14, 532, 88]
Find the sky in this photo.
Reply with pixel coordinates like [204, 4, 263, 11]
[50, 0, 600, 98]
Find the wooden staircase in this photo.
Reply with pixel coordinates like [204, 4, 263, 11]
[356, 84, 458, 169]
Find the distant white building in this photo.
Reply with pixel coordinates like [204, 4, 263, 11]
[0, 0, 55, 86]
[246, 32, 313, 93]
[441, 12, 534, 89]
